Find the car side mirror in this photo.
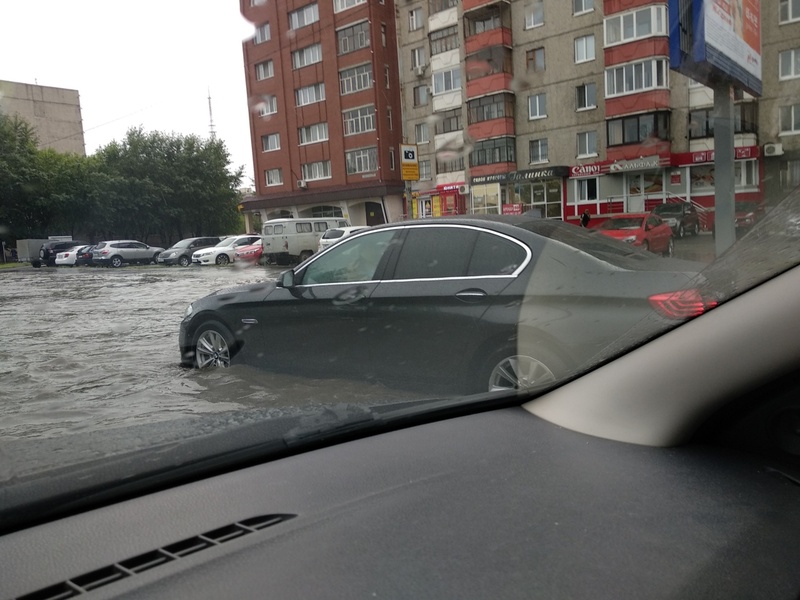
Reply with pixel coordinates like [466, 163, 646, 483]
[278, 269, 296, 288]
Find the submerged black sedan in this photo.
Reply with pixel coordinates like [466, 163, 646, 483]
[180, 217, 710, 395]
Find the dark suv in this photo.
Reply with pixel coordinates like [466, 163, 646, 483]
[157, 237, 222, 267]
[37, 240, 89, 267]
[651, 202, 700, 238]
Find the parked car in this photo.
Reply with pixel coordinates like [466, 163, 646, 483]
[92, 240, 166, 268]
[180, 217, 706, 395]
[317, 226, 369, 252]
[234, 238, 264, 265]
[191, 234, 262, 266]
[37, 239, 88, 267]
[157, 237, 223, 267]
[54, 245, 87, 266]
[651, 202, 701, 237]
[74, 245, 96, 266]
[594, 213, 674, 256]
[262, 217, 350, 265]
[711, 201, 767, 238]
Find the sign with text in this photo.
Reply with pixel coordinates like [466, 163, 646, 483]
[400, 144, 419, 181]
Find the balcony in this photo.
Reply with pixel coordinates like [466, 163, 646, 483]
[464, 0, 510, 13]
[465, 27, 512, 55]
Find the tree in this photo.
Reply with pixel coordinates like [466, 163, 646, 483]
[0, 113, 44, 240]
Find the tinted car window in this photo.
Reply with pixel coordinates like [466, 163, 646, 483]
[467, 232, 527, 276]
[301, 230, 396, 284]
[322, 229, 345, 240]
[392, 227, 478, 280]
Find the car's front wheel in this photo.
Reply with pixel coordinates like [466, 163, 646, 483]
[178, 255, 190, 267]
[193, 321, 235, 368]
[216, 254, 230, 266]
[110, 256, 123, 268]
[677, 223, 685, 238]
[692, 222, 700, 236]
[663, 237, 674, 258]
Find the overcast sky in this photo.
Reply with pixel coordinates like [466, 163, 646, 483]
[2, 1, 257, 184]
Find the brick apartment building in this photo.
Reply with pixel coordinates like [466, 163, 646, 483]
[239, 0, 406, 230]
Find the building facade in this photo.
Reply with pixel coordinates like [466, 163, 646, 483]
[395, 0, 797, 227]
[239, 0, 405, 230]
[0, 80, 85, 155]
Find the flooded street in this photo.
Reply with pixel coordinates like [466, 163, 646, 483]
[0, 264, 414, 446]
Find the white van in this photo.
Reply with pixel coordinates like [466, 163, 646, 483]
[262, 218, 350, 265]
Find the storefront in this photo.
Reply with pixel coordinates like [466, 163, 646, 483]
[409, 184, 468, 219]
[469, 167, 568, 218]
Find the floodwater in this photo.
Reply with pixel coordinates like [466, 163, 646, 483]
[0, 263, 414, 445]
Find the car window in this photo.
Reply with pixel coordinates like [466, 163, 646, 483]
[296, 223, 312, 233]
[322, 229, 344, 240]
[301, 230, 397, 284]
[314, 222, 328, 232]
[467, 233, 528, 276]
[274, 225, 284, 234]
[392, 227, 478, 280]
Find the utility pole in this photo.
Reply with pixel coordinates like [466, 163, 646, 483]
[207, 88, 216, 140]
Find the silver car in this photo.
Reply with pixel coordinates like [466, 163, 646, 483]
[92, 240, 166, 268]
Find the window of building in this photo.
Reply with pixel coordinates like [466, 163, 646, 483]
[528, 93, 547, 119]
[299, 122, 329, 145]
[389, 148, 395, 170]
[266, 168, 282, 186]
[343, 105, 376, 135]
[780, 159, 800, 188]
[467, 93, 514, 124]
[346, 147, 378, 174]
[577, 131, 598, 157]
[385, 65, 390, 88]
[470, 137, 515, 167]
[780, 48, 800, 80]
[289, 4, 319, 29]
[254, 23, 270, 44]
[467, 9, 502, 36]
[430, 25, 459, 55]
[413, 84, 429, 106]
[525, 0, 544, 29]
[430, 0, 458, 14]
[526, 47, 545, 72]
[419, 159, 432, 180]
[608, 112, 670, 146]
[605, 58, 668, 97]
[471, 183, 500, 215]
[338, 21, 370, 54]
[301, 160, 332, 180]
[604, 5, 667, 46]
[381, 23, 386, 46]
[261, 133, 280, 152]
[295, 83, 325, 106]
[412, 47, 427, 68]
[780, 0, 800, 23]
[576, 82, 597, 110]
[780, 103, 800, 134]
[466, 46, 512, 81]
[434, 108, 462, 134]
[409, 8, 423, 31]
[433, 67, 461, 94]
[258, 95, 277, 116]
[688, 104, 756, 139]
[437, 155, 465, 173]
[334, 0, 366, 13]
[387, 107, 393, 130]
[415, 122, 430, 144]
[734, 159, 759, 188]
[256, 60, 273, 80]
[575, 177, 598, 202]
[574, 0, 593, 15]
[529, 138, 548, 163]
[339, 64, 373, 95]
[311, 205, 344, 218]
[574, 34, 595, 63]
[292, 43, 323, 69]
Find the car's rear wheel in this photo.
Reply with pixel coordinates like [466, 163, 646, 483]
[193, 321, 235, 368]
[152, 253, 160, 264]
[178, 255, 190, 267]
[299, 250, 313, 262]
[216, 254, 230, 266]
[663, 237, 675, 258]
[110, 256, 123, 268]
[475, 346, 565, 394]
[677, 223, 685, 238]
[692, 222, 700, 236]
[642, 240, 650, 252]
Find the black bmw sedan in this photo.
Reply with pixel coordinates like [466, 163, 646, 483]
[179, 216, 709, 395]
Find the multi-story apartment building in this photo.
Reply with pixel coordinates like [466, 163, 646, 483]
[239, 0, 405, 230]
[0, 80, 85, 155]
[395, 0, 794, 228]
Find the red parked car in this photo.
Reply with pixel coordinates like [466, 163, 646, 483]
[234, 239, 263, 266]
[594, 213, 674, 257]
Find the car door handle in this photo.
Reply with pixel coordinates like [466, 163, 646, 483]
[455, 289, 487, 302]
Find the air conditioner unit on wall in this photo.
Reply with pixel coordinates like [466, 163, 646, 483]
[414, 65, 426, 77]
[764, 143, 784, 157]
[458, 184, 470, 195]
[297, 180, 307, 189]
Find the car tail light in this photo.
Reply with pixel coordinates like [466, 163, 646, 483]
[649, 289, 718, 320]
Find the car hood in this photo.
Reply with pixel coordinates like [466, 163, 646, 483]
[597, 229, 638, 239]
[194, 281, 279, 308]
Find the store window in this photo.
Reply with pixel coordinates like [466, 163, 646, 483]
[471, 183, 501, 214]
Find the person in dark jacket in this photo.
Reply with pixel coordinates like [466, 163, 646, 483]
[580, 209, 591, 228]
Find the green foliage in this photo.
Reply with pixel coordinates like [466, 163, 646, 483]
[0, 115, 244, 246]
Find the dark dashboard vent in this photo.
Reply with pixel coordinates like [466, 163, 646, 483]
[14, 514, 296, 600]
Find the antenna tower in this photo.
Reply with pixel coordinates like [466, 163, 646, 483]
[207, 88, 216, 140]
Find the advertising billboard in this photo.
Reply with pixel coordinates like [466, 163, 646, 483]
[669, 0, 762, 96]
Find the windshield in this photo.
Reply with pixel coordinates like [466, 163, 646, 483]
[2, 0, 799, 533]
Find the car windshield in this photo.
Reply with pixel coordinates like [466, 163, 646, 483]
[2, 0, 799, 536]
